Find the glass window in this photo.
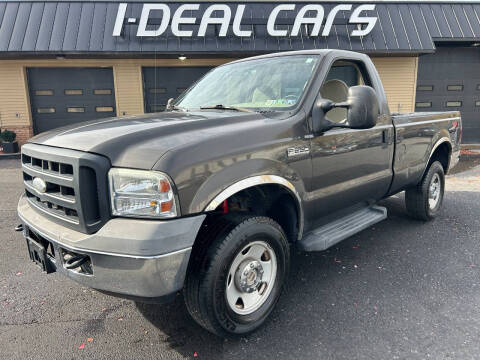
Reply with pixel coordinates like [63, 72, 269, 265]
[321, 60, 372, 123]
[35, 90, 53, 96]
[446, 101, 462, 107]
[447, 85, 463, 91]
[148, 88, 166, 94]
[475, 100, 480, 107]
[37, 107, 55, 113]
[65, 89, 83, 95]
[416, 102, 432, 108]
[67, 107, 85, 113]
[150, 104, 165, 112]
[96, 106, 114, 112]
[417, 85, 433, 91]
[325, 62, 370, 87]
[94, 89, 112, 95]
[175, 55, 321, 111]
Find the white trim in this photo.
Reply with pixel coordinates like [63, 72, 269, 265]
[204, 175, 301, 211]
[204, 174, 304, 240]
[424, 137, 453, 173]
[395, 116, 460, 127]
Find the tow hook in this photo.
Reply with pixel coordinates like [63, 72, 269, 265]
[64, 254, 89, 270]
[15, 224, 23, 232]
[62, 251, 93, 275]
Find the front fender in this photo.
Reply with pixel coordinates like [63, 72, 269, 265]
[189, 158, 307, 214]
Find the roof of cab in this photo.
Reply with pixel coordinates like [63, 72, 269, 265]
[226, 49, 369, 66]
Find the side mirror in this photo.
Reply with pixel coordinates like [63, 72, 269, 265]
[312, 99, 338, 133]
[312, 85, 379, 133]
[165, 98, 175, 111]
[346, 86, 379, 129]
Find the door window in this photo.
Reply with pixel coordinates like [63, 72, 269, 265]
[321, 60, 371, 123]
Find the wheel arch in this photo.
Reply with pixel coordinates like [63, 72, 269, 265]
[203, 175, 304, 241]
[423, 137, 452, 177]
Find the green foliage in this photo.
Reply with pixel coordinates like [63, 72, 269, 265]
[0, 129, 17, 143]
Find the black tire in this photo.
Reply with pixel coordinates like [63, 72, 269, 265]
[405, 161, 445, 221]
[184, 216, 290, 337]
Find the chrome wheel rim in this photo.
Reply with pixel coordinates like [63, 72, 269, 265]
[428, 173, 442, 210]
[226, 241, 277, 315]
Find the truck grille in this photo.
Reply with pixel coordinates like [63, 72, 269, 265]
[21, 144, 110, 234]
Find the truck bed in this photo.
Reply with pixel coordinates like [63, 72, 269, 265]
[389, 110, 461, 194]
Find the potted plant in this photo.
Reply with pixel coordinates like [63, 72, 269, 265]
[0, 129, 19, 153]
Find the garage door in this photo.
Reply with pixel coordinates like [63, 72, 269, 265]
[416, 47, 480, 144]
[142, 67, 213, 113]
[27, 68, 116, 134]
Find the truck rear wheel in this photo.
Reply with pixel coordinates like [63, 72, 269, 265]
[184, 216, 290, 336]
[405, 161, 445, 221]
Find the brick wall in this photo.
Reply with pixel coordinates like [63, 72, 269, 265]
[1, 125, 33, 147]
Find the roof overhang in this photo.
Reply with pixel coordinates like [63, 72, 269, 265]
[1, 1, 479, 56]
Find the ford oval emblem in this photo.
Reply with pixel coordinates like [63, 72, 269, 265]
[32, 177, 47, 193]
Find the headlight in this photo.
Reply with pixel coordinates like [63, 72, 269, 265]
[108, 168, 177, 218]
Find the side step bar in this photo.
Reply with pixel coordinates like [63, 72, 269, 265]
[298, 205, 387, 252]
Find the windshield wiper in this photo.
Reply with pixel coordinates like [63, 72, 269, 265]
[199, 104, 252, 113]
[171, 105, 188, 111]
[165, 98, 188, 112]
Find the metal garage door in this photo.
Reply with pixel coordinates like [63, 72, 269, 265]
[416, 47, 480, 144]
[142, 67, 213, 113]
[27, 68, 116, 134]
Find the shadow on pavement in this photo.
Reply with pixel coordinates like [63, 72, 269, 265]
[135, 296, 228, 356]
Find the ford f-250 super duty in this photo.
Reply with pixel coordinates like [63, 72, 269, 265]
[17, 50, 461, 336]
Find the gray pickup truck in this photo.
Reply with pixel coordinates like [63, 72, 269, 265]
[17, 49, 461, 336]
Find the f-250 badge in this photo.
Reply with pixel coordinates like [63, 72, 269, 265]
[287, 146, 310, 157]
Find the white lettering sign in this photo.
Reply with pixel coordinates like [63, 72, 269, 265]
[137, 4, 170, 36]
[198, 4, 231, 37]
[267, 4, 295, 36]
[172, 4, 199, 37]
[233, 5, 251, 37]
[113, 3, 378, 38]
[350, 4, 378, 36]
[291, 5, 324, 37]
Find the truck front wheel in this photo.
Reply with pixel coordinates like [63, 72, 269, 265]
[405, 161, 445, 221]
[184, 216, 290, 336]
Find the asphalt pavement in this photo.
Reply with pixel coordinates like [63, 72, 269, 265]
[1, 156, 479, 360]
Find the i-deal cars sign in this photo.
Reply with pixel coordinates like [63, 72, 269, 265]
[113, 3, 378, 38]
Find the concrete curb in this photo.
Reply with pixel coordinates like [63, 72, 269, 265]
[461, 144, 480, 150]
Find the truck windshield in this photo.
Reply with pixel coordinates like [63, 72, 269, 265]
[175, 55, 321, 112]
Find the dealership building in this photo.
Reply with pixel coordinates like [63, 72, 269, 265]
[0, 0, 479, 145]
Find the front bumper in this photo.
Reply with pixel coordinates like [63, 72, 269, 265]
[17, 194, 205, 301]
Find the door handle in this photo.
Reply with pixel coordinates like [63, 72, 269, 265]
[382, 129, 392, 144]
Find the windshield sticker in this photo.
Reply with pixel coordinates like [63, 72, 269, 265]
[265, 99, 297, 106]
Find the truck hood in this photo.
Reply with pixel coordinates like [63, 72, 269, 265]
[28, 111, 270, 169]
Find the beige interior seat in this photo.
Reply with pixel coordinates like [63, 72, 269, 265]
[320, 79, 349, 123]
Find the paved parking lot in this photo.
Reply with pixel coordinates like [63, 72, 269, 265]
[1, 156, 479, 360]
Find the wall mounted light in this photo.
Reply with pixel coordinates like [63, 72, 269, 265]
[178, 55, 187, 61]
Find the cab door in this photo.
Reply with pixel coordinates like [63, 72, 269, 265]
[307, 59, 393, 223]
